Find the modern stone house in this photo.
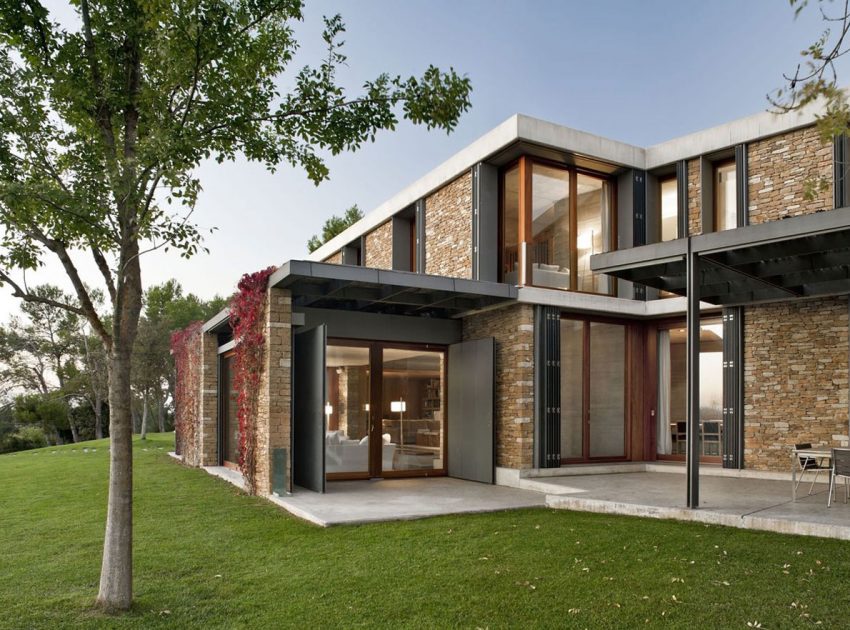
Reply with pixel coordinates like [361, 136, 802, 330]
[178, 102, 850, 507]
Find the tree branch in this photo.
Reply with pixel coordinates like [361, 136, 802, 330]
[91, 245, 117, 304]
[22, 228, 112, 349]
[0, 269, 86, 318]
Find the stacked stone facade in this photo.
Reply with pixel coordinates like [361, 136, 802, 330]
[687, 158, 701, 236]
[255, 287, 293, 494]
[425, 172, 473, 278]
[364, 220, 393, 269]
[196, 332, 219, 466]
[743, 296, 849, 471]
[748, 126, 833, 224]
[323, 251, 342, 265]
[462, 304, 534, 469]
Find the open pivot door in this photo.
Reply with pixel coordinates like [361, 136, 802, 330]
[293, 324, 327, 493]
[448, 338, 495, 483]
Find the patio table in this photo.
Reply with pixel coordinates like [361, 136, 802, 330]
[792, 448, 832, 502]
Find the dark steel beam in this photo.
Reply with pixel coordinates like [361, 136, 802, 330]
[686, 240, 700, 509]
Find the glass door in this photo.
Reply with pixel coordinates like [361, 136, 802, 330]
[220, 351, 240, 468]
[381, 347, 445, 475]
[325, 343, 371, 478]
[325, 340, 446, 480]
[655, 319, 724, 462]
[560, 318, 628, 462]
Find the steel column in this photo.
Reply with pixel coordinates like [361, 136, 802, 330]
[686, 239, 701, 508]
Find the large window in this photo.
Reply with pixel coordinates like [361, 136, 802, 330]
[714, 161, 737, 232]
[501, 157, 614, 294]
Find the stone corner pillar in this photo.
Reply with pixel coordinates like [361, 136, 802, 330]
[255, 287, 292, 495]
[197, 331, 219, 467]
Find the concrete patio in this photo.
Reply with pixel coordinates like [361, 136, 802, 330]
[537, 471, 850, 540]
[193, 460, 546, 526]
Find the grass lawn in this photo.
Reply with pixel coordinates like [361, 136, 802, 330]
[1, 434, 850, 628]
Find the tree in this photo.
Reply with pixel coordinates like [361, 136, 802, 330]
[0, 285, 82, 441]
[0, 1, 470, 611]
[772, 0, 850, 142]
[133, 280, 224, 437]
[307, 204, 363, 252]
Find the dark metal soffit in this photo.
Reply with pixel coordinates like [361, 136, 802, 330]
[590, 207, 850, 306]
[268, 260, 518, 318]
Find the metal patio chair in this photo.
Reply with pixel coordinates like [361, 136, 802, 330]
[794, 442, 831, 498]
[828, 448, 850, 508]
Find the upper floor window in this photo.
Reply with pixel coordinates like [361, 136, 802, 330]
[500, 156, 614, 295]
[659, 175, 678, 242]
[714, 160, 737, 231]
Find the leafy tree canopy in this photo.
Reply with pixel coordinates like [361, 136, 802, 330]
[307, 204, 363, 252]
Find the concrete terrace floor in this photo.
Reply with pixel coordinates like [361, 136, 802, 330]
[195, 461, 547, 526]
[539, 472, 850, 540]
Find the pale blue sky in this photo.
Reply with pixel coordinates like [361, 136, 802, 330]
[1, 0, 844, 317]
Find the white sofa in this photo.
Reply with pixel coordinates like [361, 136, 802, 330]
[325, 431, 396, 474]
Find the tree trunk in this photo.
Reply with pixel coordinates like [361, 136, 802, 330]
[140, 394, 148, 441]
[95, 233, 143, 611]
[94, 396, 104, 440]
[68, 414, 80, 443]
[156, 390, 165, 433]
[96, 342, 134, 611]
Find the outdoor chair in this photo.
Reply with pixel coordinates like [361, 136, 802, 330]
[828, 448, 850, 508]
[794, 442, 830, 497]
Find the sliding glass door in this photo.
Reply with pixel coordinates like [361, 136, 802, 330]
[560, 318, 628, 462]
[655, 319, 724, 462]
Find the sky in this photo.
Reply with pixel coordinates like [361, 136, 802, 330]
[0, 0, 845, 320]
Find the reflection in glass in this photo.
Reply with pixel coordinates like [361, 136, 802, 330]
[382, 348, 444, 472]
[576, 173, 612, 293]
[656, 321, 724, 457]
[501, 165, 520, 283]
[531, 164, 571, 290]
[325, 345, 371, 474]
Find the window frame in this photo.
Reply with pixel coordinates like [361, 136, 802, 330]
[499, 155, 617, 295]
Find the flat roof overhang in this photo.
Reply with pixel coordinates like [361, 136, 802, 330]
[591, 207, 850, 306]
[268, 260, 518, 318]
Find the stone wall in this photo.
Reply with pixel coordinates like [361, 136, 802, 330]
[196, 332, 219, 466]
[462, 304, 534, 469]
[743, 296, 849, 471]
[687, 158, 701, 236]
[323, 251, 342, 265]
[255, 287, 292, 494]
[425, 172, 473, 278]
[364, 220, 393, 270]
[748, 125, 833, 224]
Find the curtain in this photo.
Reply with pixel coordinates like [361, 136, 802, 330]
[657, 329, 673, 455]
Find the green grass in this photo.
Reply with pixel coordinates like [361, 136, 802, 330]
[1, 435, 850, 629]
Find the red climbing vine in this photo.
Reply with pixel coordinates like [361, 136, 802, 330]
[170, 321, 203, 463]
[230, 266, 276, 494]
